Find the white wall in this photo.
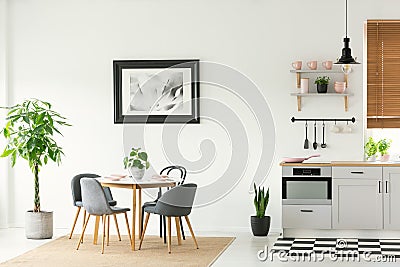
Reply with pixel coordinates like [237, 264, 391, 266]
[2, 0, 400, 234]
[0, 0, 9, 228]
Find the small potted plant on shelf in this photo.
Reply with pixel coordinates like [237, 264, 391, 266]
[123, 147, 150, 180]
[250, 183, 270, 236]
[365, 137, 378, 161]
[315, 76, 330, 93]
[0, 99, 70, 239]
[377, 138, 392, 162]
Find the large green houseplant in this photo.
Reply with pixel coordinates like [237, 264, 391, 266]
[0, 99, 70, 239]
[251, 183, 270, 236]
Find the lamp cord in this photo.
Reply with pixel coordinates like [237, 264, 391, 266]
[345, 0, 348, 37]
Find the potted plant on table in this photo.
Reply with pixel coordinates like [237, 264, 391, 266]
[123, 147, 150, 180]
[315, 76, 330, 93]
[364, 137, 378, 161]
[251, 183, 270, 236]
[377, 138, 392, 162]
[0, 99, 70, 239]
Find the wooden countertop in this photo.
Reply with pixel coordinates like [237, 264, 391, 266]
[280, 161, 400, 167]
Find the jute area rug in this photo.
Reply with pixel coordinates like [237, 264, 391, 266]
[0, 235, 235, 267]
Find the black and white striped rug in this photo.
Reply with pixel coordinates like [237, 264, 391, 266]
[271, 237, 400, 258]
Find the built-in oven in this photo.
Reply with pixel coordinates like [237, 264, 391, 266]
[282, 166, 332, 205]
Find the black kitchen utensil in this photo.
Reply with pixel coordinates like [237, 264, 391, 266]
[304, 121, 309, 149]
[313, 121, 318, 150]
[321, 121, 327, 148]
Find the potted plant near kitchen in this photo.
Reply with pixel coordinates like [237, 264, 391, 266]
[315, 76, 330, 93]
[0, 99, 70, 239]
[251, 183, 270, 236]
[123, 147, 150, 180]
[377, 138, 392, 162]
[364, 137, 378, 161]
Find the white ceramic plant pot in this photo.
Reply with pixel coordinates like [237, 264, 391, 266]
[367, 155, 376, 162]
[130, 167, 145, 180]
[25, 211, 53, 239]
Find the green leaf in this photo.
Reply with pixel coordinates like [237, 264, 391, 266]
[133, 159, 141, 167]
[0, 148, 14, 157]
[138, 152, 148, 161]
[130, 150, 137, 157]
[145, 161, 150, 169]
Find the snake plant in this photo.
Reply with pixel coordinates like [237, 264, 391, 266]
[253, 183, 269, 218]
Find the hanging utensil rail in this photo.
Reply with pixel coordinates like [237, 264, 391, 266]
[291, 117, 356, 123]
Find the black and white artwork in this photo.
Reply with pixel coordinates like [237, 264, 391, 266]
[114, 60, 199, 123]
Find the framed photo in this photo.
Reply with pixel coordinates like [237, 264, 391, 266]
[113, 59, 200, 123]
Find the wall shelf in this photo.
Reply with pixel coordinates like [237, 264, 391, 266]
[290, 69, 348, 88]
[290, 93, 354, 112]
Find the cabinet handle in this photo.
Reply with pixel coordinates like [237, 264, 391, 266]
[351, 171, 364, 174]
[379, 181, 382, 193]
[386, 181, 389, 193]
[300, 209, 313, 213]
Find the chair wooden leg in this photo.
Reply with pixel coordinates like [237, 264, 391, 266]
[179, 217, 185, 240]
[175, 217, 182, 245]
[69, 206, 81, 239]
[139, 213, 150, 250]
[107, 215, 110, 246]
[124, 212, 132, 246]
[76, 214, 90, 250]
[184, 216, 198, 249]
[81, 209, 86, 243]
[93, 216, 100, 245]
[113, 214, 121, 241]
[101, 215, 106, 254]
[167, 216, 172, 254]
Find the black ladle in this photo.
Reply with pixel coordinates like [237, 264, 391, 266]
[304, 121, 309, 149]
[313, 121, 318, 150]
[321, 121, 327, 148]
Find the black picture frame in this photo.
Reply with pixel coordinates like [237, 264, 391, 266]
[113, 59, 200, 124]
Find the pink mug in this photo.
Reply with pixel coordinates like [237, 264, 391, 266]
[307, 61, 317, 70]
[291, 61, 302, 70]
[322, 61, 333, 70]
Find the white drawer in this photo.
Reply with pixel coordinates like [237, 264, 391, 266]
[332, 167, 382, 179]
[282, 205, 331, 229]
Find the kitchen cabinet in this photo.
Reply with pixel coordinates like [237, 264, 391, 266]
[383, 167, 400, 230]
[283, 205, 331, 229]
[332, 166, 383, 229]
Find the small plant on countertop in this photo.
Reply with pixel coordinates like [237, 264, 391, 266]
[253, 183, 269, 218]
[364, 137, 378, 159]
[377, 138, 392, 156]
[123, 147, 150, 170]
[314, 76, 330, 85]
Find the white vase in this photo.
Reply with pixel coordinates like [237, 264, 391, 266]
[366, 155, 376, 162]
[130, 167, 145, 180]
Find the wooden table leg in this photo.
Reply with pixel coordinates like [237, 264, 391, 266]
[131, 185, 136, 251]
[138, 188, 142, 236]
[93, 215, 100, 245]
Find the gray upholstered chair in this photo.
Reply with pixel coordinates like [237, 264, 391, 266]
[76, 178, 132, 254]
[141, 165, 187, 243]
[69, 173, 121, 242]
[139, 183, 198, 254]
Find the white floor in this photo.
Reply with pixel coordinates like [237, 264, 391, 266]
[0, 228, 399, 266]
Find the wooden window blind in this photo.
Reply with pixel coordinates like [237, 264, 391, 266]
[367, 20, 400, 128]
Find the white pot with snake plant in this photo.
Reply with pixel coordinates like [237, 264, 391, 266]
[123, 147, 150, 180]
[0, 99, 70, 239]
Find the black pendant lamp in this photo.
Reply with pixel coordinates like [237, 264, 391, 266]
[335, 0, 360, 64]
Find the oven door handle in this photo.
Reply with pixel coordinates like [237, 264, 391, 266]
[350, 171, 364, 174]
[300, 209, 314, 213]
